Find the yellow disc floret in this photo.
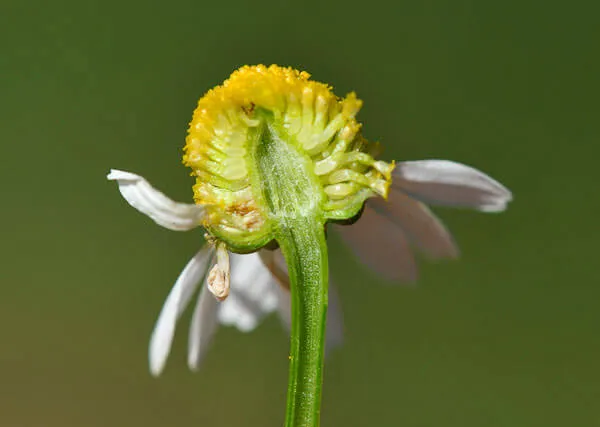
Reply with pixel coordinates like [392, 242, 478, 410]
[184, 64, 394, 250]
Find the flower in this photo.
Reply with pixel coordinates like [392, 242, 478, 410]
[108, 64, 512, 377]
[107, 159, 511, 375]
[182, 65, 395, 251]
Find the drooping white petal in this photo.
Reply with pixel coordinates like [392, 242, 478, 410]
[187, 286, 220, 371]
[107, 169, 205, 231]
[218, 252, 279, 332]
[369, 191, 459, 259]
[393, 160, 513, 212]
[149, 247, 213, 376]
[335, 206, 418, 283]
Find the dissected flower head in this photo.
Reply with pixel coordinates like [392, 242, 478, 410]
[184, 65, 394, 251]
[107, 64, 513, 377]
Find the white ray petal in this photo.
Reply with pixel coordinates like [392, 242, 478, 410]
[107, 169, 205, 230]
[335, 206, 418, 283]
[369, 191, 459, 259]
[149, 247, 212, 376]
[393, 160, 513, 212]
[187, 286, 220, 371]
[218, 252, 279, 332]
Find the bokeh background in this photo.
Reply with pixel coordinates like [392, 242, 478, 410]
[2, 0, 599, 425]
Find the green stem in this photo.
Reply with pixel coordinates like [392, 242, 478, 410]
[278, 218, 328, 427]
[252, 113, 329, 427]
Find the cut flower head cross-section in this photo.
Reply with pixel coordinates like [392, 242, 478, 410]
[108, 64, 512, 377]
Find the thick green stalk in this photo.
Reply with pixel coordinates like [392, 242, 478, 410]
[278, 218, 328, 427]
[253, 115, 328, 427]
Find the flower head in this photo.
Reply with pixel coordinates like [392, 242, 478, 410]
[183, 65, 394, 251]
[107, 64, 512, 376]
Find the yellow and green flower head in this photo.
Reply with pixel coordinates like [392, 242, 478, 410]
[184, 65, 394, 251]
[108, 64, 512, 427]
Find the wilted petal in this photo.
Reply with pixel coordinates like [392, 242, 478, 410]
[335, 206, 418, 283]
[107, 169, 205, 230]
[187, 286, 219, 371]
[218, 252, 279, 332]
[393, 160, 512, 212]
[149, 247, 212, 376]
[369, 191, 459, 259]
[206, 244, 230, 301]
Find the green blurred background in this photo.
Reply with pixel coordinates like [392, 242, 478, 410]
[2, 0, 598, 425]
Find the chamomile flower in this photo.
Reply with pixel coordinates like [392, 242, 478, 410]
[108, 159, 510, 373]
[108, 64, 511, 388]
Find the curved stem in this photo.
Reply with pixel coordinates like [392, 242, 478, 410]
[278, 218, 328, 427]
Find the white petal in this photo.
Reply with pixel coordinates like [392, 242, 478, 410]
[149, 247, 212, 376]
[335, 206, 418, 283]
[393, 160, 513, 212]
[187, 286, 219, 371]
[107, 169, 205, 230]
[217, 252, 279, 332]
[369, 191, 459, 259]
